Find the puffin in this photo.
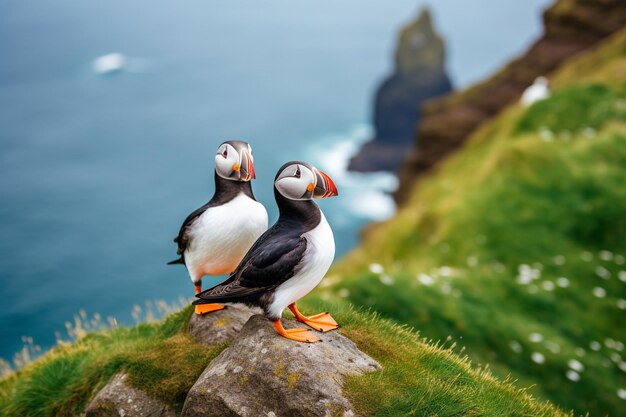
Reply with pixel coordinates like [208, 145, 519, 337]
[521, 76, 550, 106]
[194, 161, 339, 343]
[168, 140, 268, 315]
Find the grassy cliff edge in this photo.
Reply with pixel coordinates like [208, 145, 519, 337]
[0, 303, 566, 416]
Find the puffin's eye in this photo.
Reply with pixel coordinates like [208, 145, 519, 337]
[222, 148, 228, 157]
[294, 166, 301, 178]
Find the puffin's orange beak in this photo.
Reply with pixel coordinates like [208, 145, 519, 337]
[240, 149, 255, 181]
[312, 169, 338, 199]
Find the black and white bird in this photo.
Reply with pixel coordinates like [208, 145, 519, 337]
[521, 76, 550, 106]
[194, 161, 339, 342]
[169, 140, 268, 315]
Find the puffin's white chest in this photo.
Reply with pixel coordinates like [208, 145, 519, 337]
[185, 193, 268, 279]
[269, 212, 335, 318]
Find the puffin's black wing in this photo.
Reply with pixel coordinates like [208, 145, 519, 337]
[195, 227, 307, 302]
[167, 202, 212, 265]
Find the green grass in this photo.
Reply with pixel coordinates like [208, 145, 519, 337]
[312, 29, 626, 416]
[0, 303, 567, 417]
[515, 84, 626, 136]
[330, 305, 566, 417]
[0, 306, 225, 416]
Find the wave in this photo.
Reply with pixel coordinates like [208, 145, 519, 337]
[307, 124, 397, 221]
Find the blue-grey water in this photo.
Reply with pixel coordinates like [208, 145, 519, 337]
[0, 0, 550, 362]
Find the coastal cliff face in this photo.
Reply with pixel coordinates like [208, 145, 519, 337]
[395, 0, 626, 204]
[348, 8, 452, 173]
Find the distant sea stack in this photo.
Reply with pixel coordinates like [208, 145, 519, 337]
[348, 8, 452, 173]
[395, 0, 626, 204]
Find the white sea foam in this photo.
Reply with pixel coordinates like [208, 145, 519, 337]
[308, 124, 398, 221]
[92, 53, 152, 75]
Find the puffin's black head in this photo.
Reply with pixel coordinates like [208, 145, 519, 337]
[215, 140, 256, 182]
[274, 161, 338, 201]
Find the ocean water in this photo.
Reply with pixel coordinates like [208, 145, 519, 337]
[0, 0, 550, 361]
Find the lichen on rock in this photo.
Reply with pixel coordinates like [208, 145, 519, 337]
[85, 373, 178, 417]
[187, 304, 261, 346]
[181, 315, 381, 417]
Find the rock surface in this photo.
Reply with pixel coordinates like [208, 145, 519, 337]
[188, 304, 261, 346]
[348, 8, 452, 173]
[395, 0, 626, 204]
[85, 373, 178, 417]
[181, 315, 381, 417]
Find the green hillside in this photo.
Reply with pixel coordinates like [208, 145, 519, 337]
[0, 304, 564, 417]
[311, 29, 626, 415]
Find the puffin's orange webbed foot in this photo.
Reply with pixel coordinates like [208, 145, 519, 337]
[273, 320, 320, 343]
[193, 284, 225, 315]
[194, 303, 225, 315]
[288, 304, 339, 333]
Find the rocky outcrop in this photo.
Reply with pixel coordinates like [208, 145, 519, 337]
[86, 313, 380, 417]
[181, 315, 381, 417]
[395, 0, 626, 204]
[187, 304, 261, 346]
[85, 373, 178, 417]
[348, 8, 452, 173]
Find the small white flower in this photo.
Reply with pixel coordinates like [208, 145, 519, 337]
[618, 362, 626, 373]
[546, 342, 560, 354]
[610, 353, 622, 363]
[615, 341, 624, 352]
[619, 271, 626, 283]
[338, 288, 350, 298]
[439, 266, 453, 277]
[605, 338, 616, 349]
[529, 333, 543, 343]
[575, 348, 586, 357]
[615, 255, 625, 265]
[618, 389, 626, 400]
[595, 266, 610, 280]
[599, 250, 614, 261]
[581, 252, 593, 262]
[556, 277, 570, 288]
[379, 274, 394, 286]
[590, 341, 602, 351]
[542, 281, 555, 291]
[531, 352, 545, 364]
[539, 127, 554, 141]
[418, 273, 434, 286]
[566, 370, 580, 382]
[467, 256, 478, 267]
[568, 359, 584, 372]
[510, 340, 523, 353]
[593, 287, 607, 298]
[368, 263, 384, 274]
[517, 274, 532, 285]
[581, 127, 596, 139]
[553, 255, 566, 265]
[617, 299, 626, 310]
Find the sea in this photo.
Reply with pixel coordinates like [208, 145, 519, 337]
[0, 0, 550, 362]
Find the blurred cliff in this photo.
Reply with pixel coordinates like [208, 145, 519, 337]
[348, 8, 452, 173]
[395, 0, 626, 204]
